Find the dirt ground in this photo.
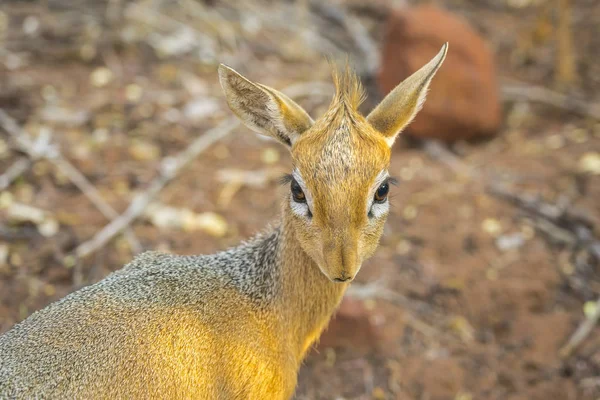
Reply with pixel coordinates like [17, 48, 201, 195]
[1, 0, 600, 399]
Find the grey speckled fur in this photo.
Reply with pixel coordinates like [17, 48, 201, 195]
[0, 227, 283, 398]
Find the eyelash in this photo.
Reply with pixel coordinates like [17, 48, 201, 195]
[278, 174, 294, 186]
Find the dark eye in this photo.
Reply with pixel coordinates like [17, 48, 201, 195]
[374, 182, 389, 203]
[291, 178, 306, 203]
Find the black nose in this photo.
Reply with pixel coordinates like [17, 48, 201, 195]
[333, 276, 352, 283]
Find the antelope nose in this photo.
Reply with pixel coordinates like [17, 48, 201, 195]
[333, 275, 352, 283]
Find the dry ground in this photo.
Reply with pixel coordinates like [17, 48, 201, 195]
[1, 0, 599, 399]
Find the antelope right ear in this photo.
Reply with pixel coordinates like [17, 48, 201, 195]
[218, 64, 314, 147]
[367, 43, 448, 146]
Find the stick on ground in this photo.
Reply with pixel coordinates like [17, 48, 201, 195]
[74, 117, 240, 259]
[0, 109, 142, 254]
[560, 296, 600, 358]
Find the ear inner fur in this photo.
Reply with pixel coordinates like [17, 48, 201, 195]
[367, 43, 448, 145]
[218, 64, 313, 147]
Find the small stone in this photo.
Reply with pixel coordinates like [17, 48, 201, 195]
[318, 297, 381, 352]
[409, 157, 424, 169]
[163, 108, 181, 123]
[261, 148, 280, 165]
[10, 253, 23, 267]
[560, 262, 575, 276]
[137, 103, 155, 118]
[0, 192, 14, 209]
[195, 212, 228, 237]
[115, 236, 131, 253]
[402, 205, 418, 220]
[80, 44, 97, 61]
[72, 143, 91, 160]
[545, 134, 565, 150]
[23, 16, 40, 36]
[213, 144, 230, 160]
[396, 239, 412, 255]
[584, 301, 597, 319]
[364, 299, 377, 311]
[324, 347, 336, 367]
[372, 387, 386, 400]
[63, 255, 76, 269]
[449, 316, 475, 342]
[482, 218, 502, 236]
[0, 138, 8, 159]
[486, 268, 498, 280]
[507, 0, 532, 8]
[41, 85, 58, 102]
[157, 64, 179, 84]
[37, 219, 59, 237]
[400, 167, 414, 181]
[92, 128, 109, 144]
[0, 244, 8, 267]
[520, 224, 536, 240]
[125, 84, 144, 103]
[455, 392, 473, 400]
[578, 152, 600, 175]
[90, 67, 113, 87]
[0, 11, 7, 33]
[495, 232, 525, 251]
[7, 203, 47, 224]
[567, 128, 589, 144]
[129, 140, 160, 161]
[43, 284, 56, 297]
[183, 98, 221, 122]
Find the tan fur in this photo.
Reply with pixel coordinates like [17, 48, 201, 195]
[0, 47, 446, 399]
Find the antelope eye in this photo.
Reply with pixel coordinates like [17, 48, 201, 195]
[291, 178, 306, 203]
[374, 182, 389, 203]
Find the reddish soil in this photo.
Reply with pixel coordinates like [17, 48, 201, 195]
[1, 1, 599, 399]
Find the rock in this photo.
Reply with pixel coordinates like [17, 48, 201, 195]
[316, 297, 381, 353]
[377, 5, 502, 141]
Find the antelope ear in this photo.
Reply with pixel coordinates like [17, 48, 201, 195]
[218, 64, 314, 147]
[367, 43, 448, 146]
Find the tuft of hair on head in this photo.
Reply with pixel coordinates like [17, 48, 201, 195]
[329, 59, 366, 112]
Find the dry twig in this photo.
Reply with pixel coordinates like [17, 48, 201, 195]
[502, 82, 600, 120]
[0, 109, 142, 254]
[560, 296, 600, 358]
[74, 117, 240, 259]
[0, 157, 31, 191]
[74, 80, 334, 259]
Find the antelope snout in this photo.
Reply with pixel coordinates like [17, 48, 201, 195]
[321, 237, 360, 283]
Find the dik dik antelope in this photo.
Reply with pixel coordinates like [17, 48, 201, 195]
[0, 44, 447, 399]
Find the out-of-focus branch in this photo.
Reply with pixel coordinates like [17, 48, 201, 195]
[502, 82, 599, 120]
[560, 296, 600, 358]
[74, 117, 240, 259]
[0, 109, 142, 254]
[555, 0, 576, 87]
[0, 157, 31, 191]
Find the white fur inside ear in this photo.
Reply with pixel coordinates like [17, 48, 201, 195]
[367, 43, 448, 146]
[265, 97, 299, 145]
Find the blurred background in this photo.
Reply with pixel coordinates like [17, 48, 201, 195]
[1, 0, 599, 398]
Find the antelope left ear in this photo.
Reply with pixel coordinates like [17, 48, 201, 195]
[218, 64, 314, 147]
[367, 43, 448, 146]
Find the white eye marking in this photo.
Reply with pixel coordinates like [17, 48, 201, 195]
[370, 201, 390, 219]
[290, 199, 310, 217]
[367, 169, 390, 219]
